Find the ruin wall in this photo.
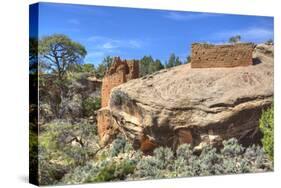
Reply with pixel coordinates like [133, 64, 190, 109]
[101, 58, 139, 107]
[191, 43, 254, 68]
[98, 57, 139, 146]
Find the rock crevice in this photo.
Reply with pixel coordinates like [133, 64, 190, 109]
[97, 44, 274, 153]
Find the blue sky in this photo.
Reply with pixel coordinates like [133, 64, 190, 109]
[32, 2, 274, 66]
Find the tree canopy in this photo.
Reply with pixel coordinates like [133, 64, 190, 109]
[165, 53, 184, 68]
[228, 35, 241, 44]
[266, 39, 273, 45]
[39, 34, 87, 79]
[140, 56, 164, 77]
[96, 56, 114, 78]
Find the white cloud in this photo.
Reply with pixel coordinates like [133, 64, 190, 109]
[87, 35, 144, 49]
[85, 36, 146, 64]
[242, 28, 273, 40]
[164, 12, 215, 21]
[102, 42, 117, 49]
[84, 51, 106, 64]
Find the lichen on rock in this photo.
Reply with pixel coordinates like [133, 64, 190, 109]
[97, 44, 274, 154]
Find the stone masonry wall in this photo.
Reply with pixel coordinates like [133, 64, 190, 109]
[101, 57, 139, 107]
[97, 57, 139, 146]
[191, 43, 254, 68]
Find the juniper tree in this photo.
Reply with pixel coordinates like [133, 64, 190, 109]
[229, 35, 241, 44]
[39, 34, 87, 80]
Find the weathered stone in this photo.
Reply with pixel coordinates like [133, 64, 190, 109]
[177, 129, 193, 145]
[194, 134, 223, 153]
[97, 57, 139, 146]
[97, 107, 119, 146]
[101, 57, 139, 107]
[106, 43, 273, 153]
[140, 135, 158, 155]
[191, 43, 254, 68]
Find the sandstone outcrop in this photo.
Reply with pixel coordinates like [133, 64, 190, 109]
[105, 44, 273, 153]
[97, 57, 139, 146]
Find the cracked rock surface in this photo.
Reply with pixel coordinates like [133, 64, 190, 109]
[101, 44, 274, 153]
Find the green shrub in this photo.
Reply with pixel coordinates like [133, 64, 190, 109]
[221, 138, 244, 157]
[89, 160, 136, 182]
[40, 120, 99, 165]
[198, 146, 224, 176]
[176, 144, 193, 159]
[62, 159, 136, 184]
[259, 105, 274, 160]
[38, 146, 69, 185]
[134, 156, 162, 179]
[62, 135, 139, 184]
[133, 138, 272, 180]
[153, 147, 174, 169]
[134, 147, 175, 179]
[96, 134, 132, 159]
[109, 135, 127, 157]
[60, 162, 99, 184]
[45, 131, 273, 184]
[82, 97, 101, 117]
[38, 120, 99, 184]
[110, 90, 131, 107]
[174, 144, 198, 177]
[80, 64, 96, 73]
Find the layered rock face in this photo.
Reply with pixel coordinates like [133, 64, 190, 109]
[106, 44, 273, 153]
[97, 57, 139, 146]
[191, 43, 254, 68]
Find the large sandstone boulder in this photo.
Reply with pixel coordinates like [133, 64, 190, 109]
[103, 44, 274, 153]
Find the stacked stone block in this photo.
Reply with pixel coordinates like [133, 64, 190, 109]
[97, 57, 139, 146]
[191, 43, 254, 68]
